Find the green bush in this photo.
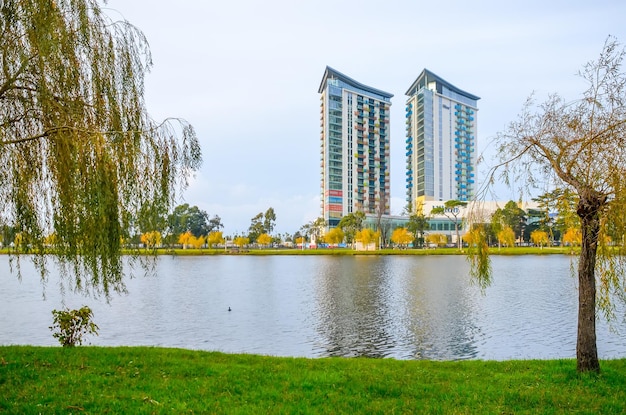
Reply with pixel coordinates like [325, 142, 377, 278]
[49, 306, 99, 347]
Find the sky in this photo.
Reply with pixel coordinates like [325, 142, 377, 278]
[105, 0, 626, 237]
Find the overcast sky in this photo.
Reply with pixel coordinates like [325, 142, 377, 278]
[105, 0, 626, 237]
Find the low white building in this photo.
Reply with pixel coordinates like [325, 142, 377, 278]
[421, 200, 539, 244]
[362, 200, 540, 246]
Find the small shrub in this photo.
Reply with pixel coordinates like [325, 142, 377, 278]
[50, 306, 99, 347]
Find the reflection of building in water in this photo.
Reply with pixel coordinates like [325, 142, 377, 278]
[312, 256, 481, 360]
[401, 257, 481, 360]
[312, 257, 397, 358]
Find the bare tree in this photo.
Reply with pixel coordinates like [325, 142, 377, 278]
[300, 217, 326, 244]
[431, 200, 467, 249]
[472, 37, 626, 372]
[375, 188, 391, 247]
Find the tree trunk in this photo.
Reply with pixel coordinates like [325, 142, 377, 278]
[575, 192, 604, 373]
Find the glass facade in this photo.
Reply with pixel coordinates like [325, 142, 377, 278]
[405, 69, 479, 208]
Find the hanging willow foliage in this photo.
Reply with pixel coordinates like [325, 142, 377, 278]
[0, 0, 202, 297]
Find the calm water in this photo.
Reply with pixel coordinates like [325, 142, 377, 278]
[1, 254, 624, 360]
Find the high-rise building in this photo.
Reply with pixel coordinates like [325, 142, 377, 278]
[318, 66, 393, 228]
[405, 69, 479, 208]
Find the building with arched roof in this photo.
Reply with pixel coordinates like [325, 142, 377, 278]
[318, 66, 393, 228]
[405, 69, 480, 207]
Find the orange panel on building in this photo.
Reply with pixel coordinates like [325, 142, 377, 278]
[325, 190, 343, 197]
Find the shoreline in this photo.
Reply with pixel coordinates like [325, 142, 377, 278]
[0, 246, 579, 257]
[137, 246, 578, 256]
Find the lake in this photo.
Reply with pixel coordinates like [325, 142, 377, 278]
[1, 254, 624, 360]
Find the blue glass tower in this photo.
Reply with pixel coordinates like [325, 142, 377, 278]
[405, 69, 479, 208]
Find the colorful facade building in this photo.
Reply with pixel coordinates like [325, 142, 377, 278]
[318, 66, 393, 228]
[405, 69, 480, 209]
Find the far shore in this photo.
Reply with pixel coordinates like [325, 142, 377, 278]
[135, 246, 578, 256]
[0, 246, 579, 256]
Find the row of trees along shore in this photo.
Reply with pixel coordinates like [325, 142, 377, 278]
[135, 206, 277, 249]
[83, 191, 597, 253]
[1, 0, 625, 374]
[0, 192, 587, 251]
[301, 192, 585, 250]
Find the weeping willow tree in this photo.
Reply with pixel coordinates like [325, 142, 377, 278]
[0, 0, 202, 297]
[473, 37, 626, 373]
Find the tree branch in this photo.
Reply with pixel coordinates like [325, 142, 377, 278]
[0, 117, 188, 145]
[0, 54, 38, 99]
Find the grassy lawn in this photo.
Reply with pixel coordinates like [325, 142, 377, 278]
[1, 346, 624, 414]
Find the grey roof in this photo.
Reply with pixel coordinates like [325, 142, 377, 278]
[405, 68, 480, 101]
[318, 66, 394, 99]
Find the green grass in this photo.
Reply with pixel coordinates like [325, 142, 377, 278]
[1, 346, 624, 414]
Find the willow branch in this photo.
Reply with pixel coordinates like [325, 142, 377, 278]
[0, 54, 38, 99]
[0, 117, 187, 145]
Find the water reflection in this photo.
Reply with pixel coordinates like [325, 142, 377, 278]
[0, 254, 624, 360]
[312, 256, 482, 359]
[313, 257, 396, 358]
[400, 257, 482, 360]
